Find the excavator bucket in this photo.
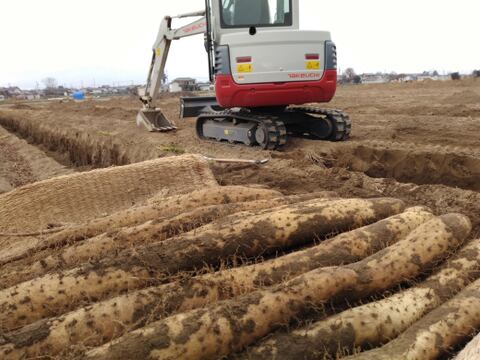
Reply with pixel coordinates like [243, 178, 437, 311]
[136, 108, 177, 132]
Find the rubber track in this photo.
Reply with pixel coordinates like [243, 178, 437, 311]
[196, 111, 287, 150]
[291, 107, 352, 141]
[196, 107, 350, 149]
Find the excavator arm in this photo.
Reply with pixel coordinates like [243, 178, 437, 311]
[137, 11, 207, 132]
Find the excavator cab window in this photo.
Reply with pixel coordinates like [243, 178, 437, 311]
[220, 0, 292, 28]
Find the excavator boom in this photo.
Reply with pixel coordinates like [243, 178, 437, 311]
[137, 12, 206, 132]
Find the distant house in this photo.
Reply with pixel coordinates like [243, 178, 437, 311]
[169, 78, 198, 92]
[361, 73, 389, 84]
[25, 94, 41, 101]
[0, 87, 44, 100]
[0, 86, 22, 98]
[0, 95, 5, 101]
[9, 87, 22, 96]
[44, 86, 68, 97]
[169, 82, 182, 92]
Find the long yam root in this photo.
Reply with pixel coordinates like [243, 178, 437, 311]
[344, 277, 480, 360]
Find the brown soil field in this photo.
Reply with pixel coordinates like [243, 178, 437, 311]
[0, 79, 480, 359]
[1, 79, 479, 227]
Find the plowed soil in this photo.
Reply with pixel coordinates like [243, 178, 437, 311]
[1, 78, 480, 359]
[0, 79, 479, 227]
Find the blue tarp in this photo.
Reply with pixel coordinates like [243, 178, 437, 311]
[72, 91, 85, 100]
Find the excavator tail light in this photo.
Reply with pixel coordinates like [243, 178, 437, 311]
[305, 54, 319, 60]
[236, 56, 252, 63]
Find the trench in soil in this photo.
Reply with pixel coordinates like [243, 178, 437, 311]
[328, 143, 480, 192]
[1, 112, 480, 193]
[0, 123, 75, 193]
[0, 113, 130, 170]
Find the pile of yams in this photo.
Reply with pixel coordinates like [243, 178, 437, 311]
[0, 183, 479, 359]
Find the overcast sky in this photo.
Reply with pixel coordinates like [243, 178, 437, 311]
[0, 0, 478, 89]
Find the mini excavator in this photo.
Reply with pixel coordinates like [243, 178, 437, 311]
[137, 0, 351, 150]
